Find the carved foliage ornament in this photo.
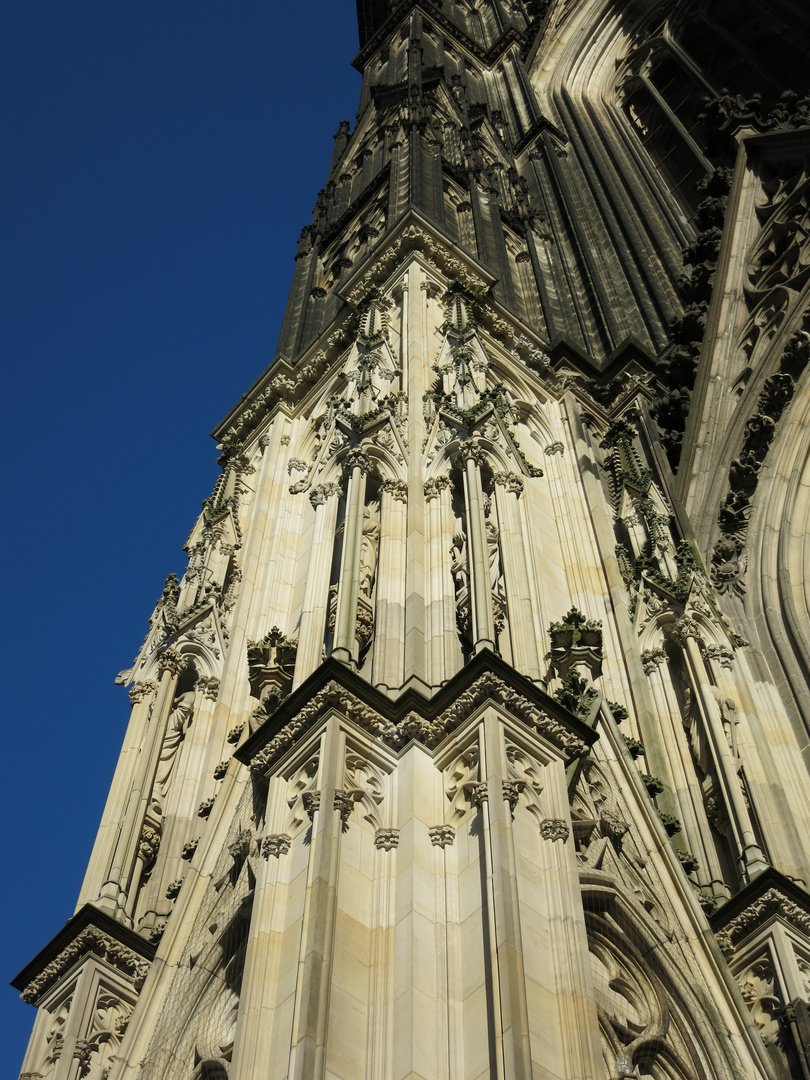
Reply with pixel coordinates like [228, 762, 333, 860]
[21, 930, 150, 1005]
[249, 674, 588, 775]
[710, 326, 809, 596]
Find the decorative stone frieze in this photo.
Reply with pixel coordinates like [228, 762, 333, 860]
[716, 889, 810, 954]
[246, 668, 590, 776]
[544, 441, 564, 456]
[18, 922, 152, 1005]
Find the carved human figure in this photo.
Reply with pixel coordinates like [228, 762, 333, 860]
[710, 685, 739, 757]
[358, 500, 380, 598]
[155, 690, 196, 796]
[450, 517, 471, 639]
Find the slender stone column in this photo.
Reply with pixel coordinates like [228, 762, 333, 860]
[676, 620, 768, 883]
[286, 719, 345, 1080]
[332, 449, 370, 666]
[480, 711, 604, 1079]
[460, 442, 496, 652]
[643, 649, 727, 897]
[294, 482, 341, 686]
[139, 676, 220, 931]
[86, 678, 157, 912]
[111, 647, 186, 923]
[492, 472, 542, 680]
[372, 479, 407, 690]
[425, 475, 459, 686]
[402, 269, 429, 691]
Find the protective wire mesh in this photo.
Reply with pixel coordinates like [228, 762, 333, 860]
[575, 737, 742, 1080]
[140, 785, 256, 1080]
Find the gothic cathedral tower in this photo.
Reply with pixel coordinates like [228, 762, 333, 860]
[14, 1, 810, 1078]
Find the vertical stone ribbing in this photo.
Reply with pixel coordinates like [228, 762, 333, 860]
[372, 480, 407, 690]
[294, 486, 341, 686]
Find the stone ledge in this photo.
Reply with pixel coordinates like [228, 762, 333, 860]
[11, 903, 156, 1006]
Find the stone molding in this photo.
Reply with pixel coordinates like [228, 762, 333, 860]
[246, 665, 590, 775]
[13, 906, 155, 1006]
[715, 888, 810, 954]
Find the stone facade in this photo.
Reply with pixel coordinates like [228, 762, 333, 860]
[14, 0, 810, 1077]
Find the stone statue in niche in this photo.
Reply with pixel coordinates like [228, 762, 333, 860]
[484, 495, 506, 632]
[155, 689, 195, 797]
[358, 500, 380, 599]
[451, 517, 471, 643]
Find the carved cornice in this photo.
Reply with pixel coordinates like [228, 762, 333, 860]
[711, 869, 810, 954]
[12, 905, 155, 1006]
[247, 672, 588, 775]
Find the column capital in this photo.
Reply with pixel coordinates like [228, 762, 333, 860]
[309, 481, 343, 507]
[491, 471, 524, 496]
[128, 680, 157, 706]
[424, 475, 452, 500]
[343, 448, 374, 476]
[158, 648, 186, 677]
[456, 439, 487, 467]
[381, 478, 408, 502]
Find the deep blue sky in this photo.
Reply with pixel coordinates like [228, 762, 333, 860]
[2, 3, 360, 1070]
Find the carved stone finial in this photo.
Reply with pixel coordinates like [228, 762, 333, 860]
[546, 607, 603, 681]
